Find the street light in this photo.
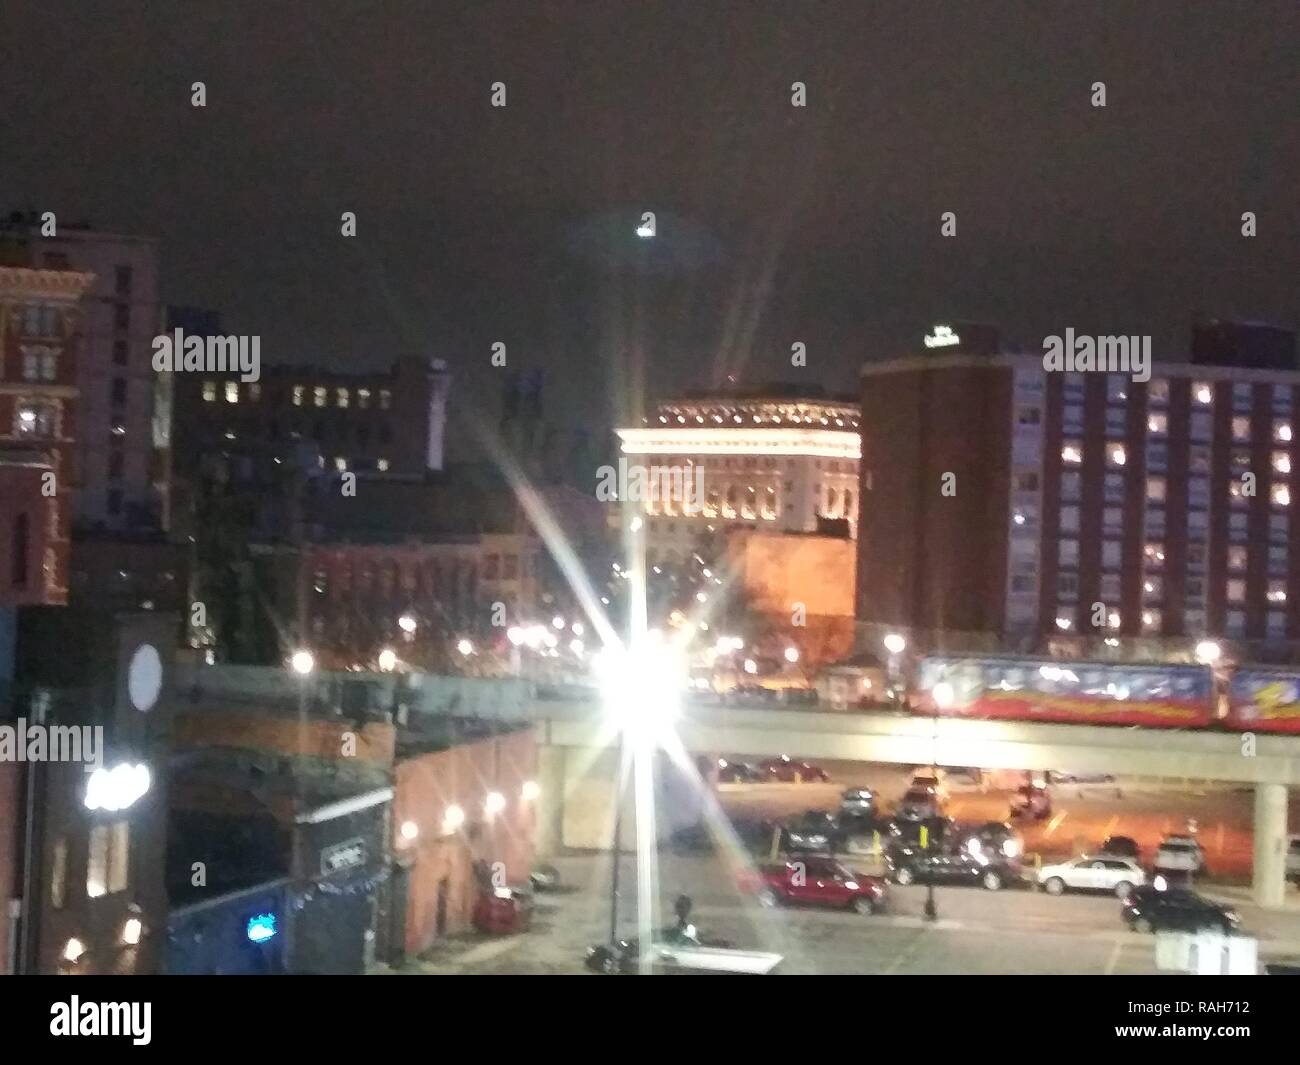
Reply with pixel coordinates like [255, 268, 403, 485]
[597, 632, 685, 948]
[290, 649, 315, 675]
[398, 613, 418, 635]
[457, 639, 474, 656]
[883, 633, 906, 712]
[377, 648, 397, 672]
[922, 675, 956, 923]
[883, 633, 907, 656]
[784, 646, 800, 664]
[1195, 639, 1221, 665]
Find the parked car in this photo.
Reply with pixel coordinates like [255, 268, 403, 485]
[909, 768, 950, 802]
[1039, 856, 1145, 898]
[781, 809, 891, 853]
[1099, 835, 1141, 861]
[887, 845, 1017, 891]
[1009, 784, 1051, 821]
[739, 857, 887, 914]
[955, 821, 1022, 861]
[585, 924, 734, 974]
[840, 786, 876, 812]
[896, 785, 944, 822]
[1154, 834, 1207, 875]
[1048, 770, 1116, 785]
[1122, 887, 1239, 935]
[529, 865, 561, 892]
[761, 755, 830, 782]
[716, 758, 762, 783]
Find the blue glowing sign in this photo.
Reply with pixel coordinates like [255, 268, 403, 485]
[247, 913, 278, 943]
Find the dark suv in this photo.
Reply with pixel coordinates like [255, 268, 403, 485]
[887, 832, 1018, 891]
[1122, 887, 1240, 934]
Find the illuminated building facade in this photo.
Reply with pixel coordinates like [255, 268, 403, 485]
[857, 323, 1300, 657]
[0, 265, 95, 605]
[616, 388, 862, 565]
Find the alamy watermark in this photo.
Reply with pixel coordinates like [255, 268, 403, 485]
[0, 717, 102, 768]
[151, 328, 261, 382]
[595, 459, 706, 514]
[1042, 329, 1150, 382]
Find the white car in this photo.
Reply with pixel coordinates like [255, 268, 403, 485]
[1038, 856, 1145, 898]
[1154, 835, 1206, 874]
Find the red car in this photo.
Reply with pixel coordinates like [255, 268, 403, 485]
[761, 756, 830, 782]
[739, 857, 886, 914]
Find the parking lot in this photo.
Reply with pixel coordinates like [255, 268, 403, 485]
[390, 851, 1300, 976]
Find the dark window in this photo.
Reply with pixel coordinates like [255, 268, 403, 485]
[43, 252, 70, 269]
[115, 265, 133, 295]
[111, 378, 127, 406]
[108, 451, 124, 480]
[107, 490, 123, 516]
[11, 513, 30, 587]
[379, 423, 392, 444]
[113, 302, 130, 331]
[112, 340, 128, 366]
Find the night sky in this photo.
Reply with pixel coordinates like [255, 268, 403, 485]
[4, 1, 1297, 453]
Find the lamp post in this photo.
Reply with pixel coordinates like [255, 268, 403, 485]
[883, 632, 906, 712]
[597, 632, 684, 955]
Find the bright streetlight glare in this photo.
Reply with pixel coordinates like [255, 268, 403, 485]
[397, 613, 417, 634]
[743, 658, 758, 674]
[485, 791, 506, 816]
[784, 646, 800, 664]
[457, 638, 474, 656]
[290, 650, 315, 675]
[932, 681, 956, 709]
[598, 632, 686, 745]
[1195, 639, 1221, 665]
[507, 626, 525, 646]
[377, 648, 397, 672]
[884, 633, 907, 655]
[521, 780, 540, 802]
[552, 616, 566, 629]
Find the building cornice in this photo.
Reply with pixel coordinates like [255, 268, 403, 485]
[0, 267, 96, 300]
[861, 353, 1300, 386]
[617, 426, 861, 460]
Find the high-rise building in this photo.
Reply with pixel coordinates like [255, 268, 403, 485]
[856, 322, 1300, 658]
[2, 217, 166, 532]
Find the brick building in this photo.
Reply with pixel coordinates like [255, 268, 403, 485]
[856, 322, 1300, 660]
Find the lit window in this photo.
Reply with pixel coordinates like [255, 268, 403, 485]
[1147, 412, 1167, 435]
[1275, 420, 1293, 443]
[1274, 452, 1291, 475]
[1193, 381, 1214, 405]
[1142, 609, 1162, 633]
[225, 381, 239, 403]
[202, 381, 217, 402]
[1232, 416, 1251, 441]
[1142, 575, 1162, 599]
[1273, 484, 1291, 507]
[313, 386, 327, 408]
[1227, 579, 1246, 603]
[1143, 542, 1165, 566]
[1059, 539, 1079, 567]
[1061, 442, 1083, 465]
[15, 403, 55, 437]
[1146, 476, 1165, 502]
[377, 458, 390, 472]
[1228, 546, 1247, 571]
[293, 385, 304, 406]
[1268, 581, 1287, 604]
[88, 825, 108, 898]
[1147, 379, 1169, 404]
[1107, 444, 1126, 467]
[1055, 615, 1073, 631]
[358, 388, 371, 409]
[379, 389, 392, 410]
[337, 387, 350, 408]
[1106, 611, 1121, 630]
[1106, 376, 1128, 403]
[109, 821, 129, 894]
[1059, 506, 1080, 534]
[334, 457, 348, 472]
[1102, 540, 1122, 568]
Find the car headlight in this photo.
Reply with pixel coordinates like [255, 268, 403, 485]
[1003, 839, 1021, 858]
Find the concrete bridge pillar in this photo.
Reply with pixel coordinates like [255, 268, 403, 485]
[1252, 782, 1289, 909]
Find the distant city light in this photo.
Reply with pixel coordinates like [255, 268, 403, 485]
[290, 649, 315, 675]
[571, 622, 584, 637]
[457, 638, 474, 656]
[784, 646, 799, 663]
[743, 659, 758, 674]
[378, 648, 397, 672]
[521, 780, 540, 802]
[398, 613, 418, 634]
[63, 938, 86, 963]
[630, 516, 643, 532]
[122, 918, 143, 946]
[84, 763, 151, 812]
[1195, 640, 1221, 665]
[443, 804, 465, 834]
[400, 820, 419, 842]
[507, 626, 525, 646]
[932, 681, 956, 709]
[552, 616, 565, 630]
[485, 791, 506, 817]
[883, 633, 906, 655]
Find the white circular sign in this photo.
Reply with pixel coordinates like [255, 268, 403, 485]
[128, 644, 162, 712]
